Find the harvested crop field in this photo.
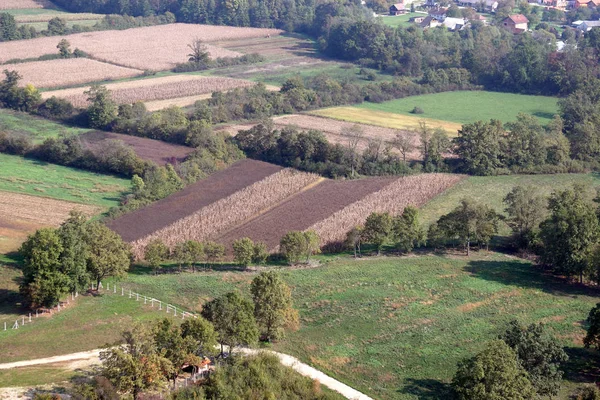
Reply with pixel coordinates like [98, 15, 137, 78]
[13, 12, 103, 23]
[0, 191, 100, 253]
[274, 114, 421, 160]
[10, 58, 142, 89]
[0, 0, 50, 9]
[42, 75, 256, 108]
[78, 131, 194, 166]
[128, 169, 322, 258]
[107, 159, 284, 243]
[0, 24, 281, 70]
[216, 174, 463, 250]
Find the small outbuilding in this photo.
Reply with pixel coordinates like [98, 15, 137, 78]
[502, 14, 529, 34]
[389, 3, 408, 15]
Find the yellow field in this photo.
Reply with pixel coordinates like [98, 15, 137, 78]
[311, 107, 463, 136]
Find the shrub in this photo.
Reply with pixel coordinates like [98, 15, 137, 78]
[410, 106, 424, 114]
[252, 242, 269, 264]
[233, 237, 255, 266]
[280, 230, 320, 265]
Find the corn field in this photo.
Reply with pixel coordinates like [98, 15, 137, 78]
[13, 58, 142, 89]
[307, 174, 466, 245]
[43, 75, 255, 107]
[130, 169, 321, 258]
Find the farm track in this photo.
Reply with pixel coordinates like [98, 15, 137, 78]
[107, 159, 283, 243]
[78, 131, 194, 166]
[215, 177, 397, 251]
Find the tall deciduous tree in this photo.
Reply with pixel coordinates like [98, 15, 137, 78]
[362, 212, 393, 255]
[57, 211, 90, 292]
[144, 239, 169, 272]
[181, 317, 218, 357]
[503, 185, 547, 249]
[85, 221, 131, 287]
[280, 230, 320, 264]
[233, 237, 255, 266]
[392, 206, 425, 253]
[584, 303, 600, 351]
[85, 85, 117, 129]
[436, 198, 499, 255]
[540, 186, 599, 283]
[453, 120, 505, 176]
[452, 340, 536, 400]
[251, 271, 298, 341]
[501, 320, 568, 397]
[201, 291, 259, 356]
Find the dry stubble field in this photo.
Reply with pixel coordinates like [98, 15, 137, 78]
[0, 24, 281, 70]
[10, 58, 143, 89]
[0, 191, 100, 253]
[0, 0, 51, 9]
[42, 75, 256, 107]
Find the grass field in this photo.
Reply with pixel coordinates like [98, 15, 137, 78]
[379, 13, 424, 28]
[0, 109, 90, 143]
[311, 106, 463, 134]
[107, 253, 600, 400]
[354, 91, 560, 125]
[0, 153, 129, 207]
[419, 173, 600, 229]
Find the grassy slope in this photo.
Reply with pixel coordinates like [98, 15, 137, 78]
[355, 91, 559, 125]
[420, 173, 600, 228]
[379, 13, 424, 28]
[113, 253, 600, 400]
[0, 153, 129, 208]
[0, 109, 90, 144]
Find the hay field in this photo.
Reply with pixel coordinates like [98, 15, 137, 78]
[129, 169, 322, 258]
[0, 24, 281, 70]
[274, 114, 422, 160]
[311, 107, 463, 135]
[10, 58, 143, 89]
[42, 75, 256, 107]
[0, 0, 51, 9]
[0, 191, 100, 253]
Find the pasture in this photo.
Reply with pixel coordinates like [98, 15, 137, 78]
[354, 91, 560, 125]
[0, 109, 89, 144]
[0, 153, 129, 207]
[379, 13, 424, 28]
[101, 253, 599, 400]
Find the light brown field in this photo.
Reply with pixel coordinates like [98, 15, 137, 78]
[307, 173, 466, 245]
[0, 24, 281, 70]
[129, 168, 321, 258]
[13, 12, 103, 23]
[274, 114, 422, 160]
[0, 0, 51, 9]
[11, 58, 143, 89]
[42, 75, 258, 107]
[0, 191, 100, 253]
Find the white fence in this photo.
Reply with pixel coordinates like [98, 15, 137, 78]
[1, 281, 198, 333]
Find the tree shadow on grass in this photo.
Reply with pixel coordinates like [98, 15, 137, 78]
[398, 378, 454, 400]
[563, 346, 600, 385]
[464, 260, 600, 298]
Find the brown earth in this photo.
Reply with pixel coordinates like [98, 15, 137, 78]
[215, 177, 397, 251]
[106, 159, 283, 242]
[78, 131, 194, 166]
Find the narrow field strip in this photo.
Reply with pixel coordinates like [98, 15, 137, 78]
[311, 107, 463, 135]
[11, 58, 143, 89]
[0, 0, 51, 9]
[13, 12, 103, 23]
[42, 75, 256, 107]
[129, 169, 321, 258]
[308, 173, 466, 245]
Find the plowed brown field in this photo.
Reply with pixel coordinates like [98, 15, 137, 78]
[78, 131, 194, 166]
[107, 159, 283, 243]
[0, 191, 100, 253]
[215, 177, 397, 251]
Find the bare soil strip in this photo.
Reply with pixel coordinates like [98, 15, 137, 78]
[107, 159, 283, 243]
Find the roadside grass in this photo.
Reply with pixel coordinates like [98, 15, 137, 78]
[0, 109, 90, 144]
[115, 253, 600, 400]
[419, 173, 600, 229]
[311, 106, 463, 135]
[379, 13, 424, 28]
[0, 153, 129, 208]
[354, 91, 560, 125]
[0, 364, 81, 388]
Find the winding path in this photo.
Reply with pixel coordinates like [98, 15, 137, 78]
[0, 348, 372, 400]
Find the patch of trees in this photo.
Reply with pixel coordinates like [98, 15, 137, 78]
[174, 39, 265, 72]
[143, 238, 226, 273]
[19, 212, 131, 308]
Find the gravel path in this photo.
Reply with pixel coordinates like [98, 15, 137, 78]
[0, 348, 372, 400]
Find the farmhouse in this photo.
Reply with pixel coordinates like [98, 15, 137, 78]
[576, 20, 600, 31]
[428, 7, 448, 20]
[574, 0, 600, 7]
[420, 15, 441, 28]
[456, 0, 498, 11]
[502, 14, 529, 34]
[443, 17, 469, 30]
[389, 3, 408, 15]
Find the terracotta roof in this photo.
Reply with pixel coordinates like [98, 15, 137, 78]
[507, 14, 529, 24]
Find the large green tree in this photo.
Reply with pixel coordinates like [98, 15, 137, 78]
[452, 340, 536, 400]
[57, 211, 90, 292]
[251, 271, 298, 341]
[392, 206, 425, 253]
[503, 185, 547, 250]
[362, 212, 393, 255]
[280, 230, 320, 264]
[540, 186, 599, 283]
[501, 320, 568, 397]
[201, 291, 259, 356]
[85, 85, 117, 129]
[85, 221, 131, 287]
[584, 303, 600, 351]
[453, 120, 505, 176]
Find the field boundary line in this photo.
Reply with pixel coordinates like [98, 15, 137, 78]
[212, 177, 326, 242]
